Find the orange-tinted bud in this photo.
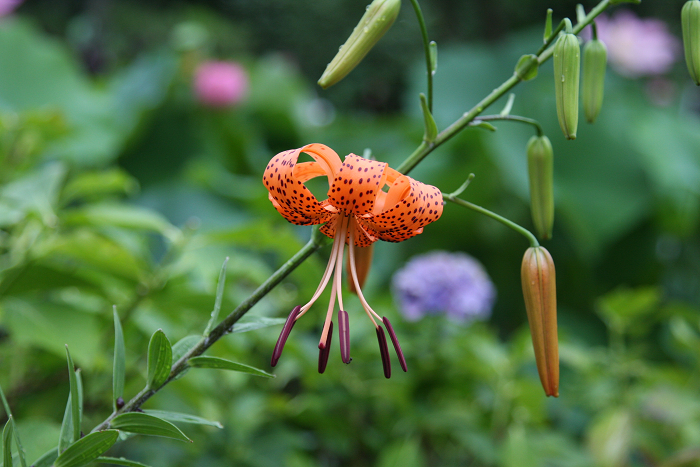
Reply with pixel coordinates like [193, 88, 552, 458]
[520, 246, 559, 397]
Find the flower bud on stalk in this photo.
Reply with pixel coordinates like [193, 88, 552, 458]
[582, 38, 607, 123]
[553, 21, 580, 140]
[318, 0, 401, 89]
[521, 246, 559, 397]
[526, 136, 554, 240]
[682, 0, 700, 85]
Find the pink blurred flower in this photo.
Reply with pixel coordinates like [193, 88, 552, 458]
[589, 11, 680, 78]
[193, 61, 248, 107]
[0, 0, 22, 17]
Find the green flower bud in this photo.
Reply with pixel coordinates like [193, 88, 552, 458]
[526, 135, 554, 240]
[553, 24, 580, 140]
[682, 0, 700, 85]
[521, 246, 559, 398]
[317, 0, 401, 89]
[582, 39, 607, 123]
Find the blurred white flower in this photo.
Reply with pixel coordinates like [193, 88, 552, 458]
[590, 11, 680, 78]
[193, 61, 248, 107]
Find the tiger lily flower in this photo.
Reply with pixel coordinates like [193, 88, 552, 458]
[263, 143, 443, 377]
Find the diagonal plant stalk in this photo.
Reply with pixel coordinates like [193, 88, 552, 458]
[397, 0, 612, 175]
[84, 0, 616, 438]
[91, 231, 326, 432]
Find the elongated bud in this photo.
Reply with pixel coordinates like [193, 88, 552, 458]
[521, 246, 559, 397]
[582, 38, 607, 123]
[318, 0, 401, 89]
[526, 136, 554, 240]
[682, 0, 700, 85]
[553, 21, 580, 140]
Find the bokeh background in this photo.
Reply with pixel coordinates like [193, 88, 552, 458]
[2, 0, 700, 466]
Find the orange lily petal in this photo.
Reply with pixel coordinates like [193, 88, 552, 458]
[328, 154, 388, 217]
[263, 144, 341, 226]
[362, 177, 443, 243]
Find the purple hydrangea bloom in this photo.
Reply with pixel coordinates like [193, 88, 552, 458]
[392, 251, 496, 323]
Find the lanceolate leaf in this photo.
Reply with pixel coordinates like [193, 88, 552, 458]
[112, 306, 126, 411]
[96, 457, 152, 467]
[143, 410, 223, 429]
[146, 330, 172, 390]
[204, 257, 229, 337]
[65, 346, 81, 443]
[188, 356, 275, 378]
[58, 394, 74, 453]
[230, 317, 286, 335]
[3, 416, 14, 467]
[0, 384, 26, 467]
[110, 413, 191, 443]
[54, 430, 119, 467]
[171, 335, 201, 363]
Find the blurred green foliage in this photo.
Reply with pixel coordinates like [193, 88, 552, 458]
[1, 1, 700, 466]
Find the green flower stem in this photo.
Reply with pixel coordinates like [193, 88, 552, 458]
[409, 0, 433, 111]
[536, 19, 566, 57]
[91, 231, 325, 432]
[442, 192, 539, 248]
[471, 114, 544, 137]
[397, 0, 611, 175]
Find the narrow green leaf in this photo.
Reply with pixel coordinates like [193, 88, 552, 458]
[544, 8, 553, 42]
[419, 93, 438, 143]
[429, 41, 438, 75]
[500, 93, 516, 117]
[96, 456, 152, 467]
[146, 330, 172, 390]
[204, 257, 229, 336]
[58, 394, 73, 453]
[575, 4, 585, 24]
[188, 356, 275, 378]
[171, 335, 201, 363]
[54, 430, 119, 467]
[0, 384, 26, 467]
[472, 121, 497, 132]
[112, 306, 125, 411]
[3, 416, 14, 467]
[143, 410, 223, 429]
[65, 346, 81, 443]
[230, 317, 286, 335]
[110, 413, 191, 443]
[32, 447, 58, 467]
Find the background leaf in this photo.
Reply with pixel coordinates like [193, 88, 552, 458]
[54, 431, 119, 467]
[188, 356, 275, 378]
[112, 306, 126, 411]
[110, 413, 191, 443]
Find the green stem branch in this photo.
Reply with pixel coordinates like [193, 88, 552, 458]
[409, 0, 433, 111]
[443, 193, 539, 248]
[397, 0, 611, 175]
[91, 232, 324, 432]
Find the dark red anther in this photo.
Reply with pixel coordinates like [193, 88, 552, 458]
[271, 305, 301, 367]
[318, 321, 333, 373]
[338, 310, 351, 364]
[375, 326, 391, 379]
[382, 317, 407, 372]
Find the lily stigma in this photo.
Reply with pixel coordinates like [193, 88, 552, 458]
[263, 143, 443, 377]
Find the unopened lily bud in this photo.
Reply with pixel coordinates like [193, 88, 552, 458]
[526, 135, 554, 240]
[521, 246, 559, 397]
[553, 22, 580, 140]
[318, 0, 401, 89]
[682, 0, 700, 85]
[582, 38, 607, 123]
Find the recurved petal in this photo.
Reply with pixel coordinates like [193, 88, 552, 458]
[362, 176, 443, 243]
[263, 144, 341, 226]
[328, 154, 388, 216]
